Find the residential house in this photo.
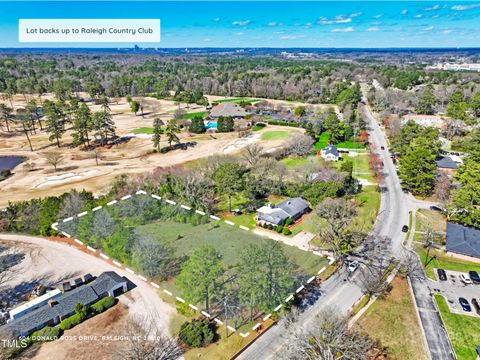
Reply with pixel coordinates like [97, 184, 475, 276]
[3, 272, 127, 337]
[209, 102, 248, 119]
[446, 222, 480, 260]
[257, 197, 310, 226]
[436, 156, 462, 174]
[321, 145, 341, 161]
[401, 114, 446, 129]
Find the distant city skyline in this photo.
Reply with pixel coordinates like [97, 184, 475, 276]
[0, 1, 480, 48]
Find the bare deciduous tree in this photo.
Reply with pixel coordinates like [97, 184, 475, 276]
[285, 134, 314, 157]
[281, 309, 375, 360]
[116, 315, 182, 360]
[58, 190, 86, 220]
[42, 152, 63, 172]
[242, 143, 264, 168]
[434, 173, 452, 205]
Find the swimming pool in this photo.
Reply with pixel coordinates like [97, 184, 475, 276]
[206, 121, 217, 129]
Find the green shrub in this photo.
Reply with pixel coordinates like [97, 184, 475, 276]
[282, 227, 292, 235]
[176, 301, 195, 317]
[75, 303, 89, 320]
[30, 326, 60, 342]
[179, 319, 215, 348]
[268, 120, 299, 127]
[275, 225, 284, 233]
[284, 217, 293, 226]
[59, 313, 82, 330]
[91, 296, 116, 314]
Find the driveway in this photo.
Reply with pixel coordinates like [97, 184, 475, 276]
[0, 234, 175, 336]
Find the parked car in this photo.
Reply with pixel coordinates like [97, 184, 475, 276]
[380, 146, 385, 150]
[460, 274, 473, 285]
[459, 297, 472, 312]
[429, 205, 444, 212]
[471, 298, 480, 315]
[437, 268, 447, 281]
[347, 260, 359, 273]
[469, 271, 480, 284]
[402, 225, 409, 233]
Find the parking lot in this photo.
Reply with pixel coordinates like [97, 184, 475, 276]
[430, 269, 480, 316]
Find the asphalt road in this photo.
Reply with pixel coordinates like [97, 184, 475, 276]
[239, 99, 453, 360]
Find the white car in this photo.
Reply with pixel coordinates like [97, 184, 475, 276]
[460, 274, 473, 285]
[347, 260, 359, 273]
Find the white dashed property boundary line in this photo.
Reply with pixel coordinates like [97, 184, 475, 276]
[50, 190, 333, 340]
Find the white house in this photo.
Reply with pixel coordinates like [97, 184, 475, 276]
[321, 145, 340, 161]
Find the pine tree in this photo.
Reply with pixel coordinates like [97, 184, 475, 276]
[217, 116, 234, 132]
[152, 117, 164, 152]
[43, 101, 65, 147]
[165, 118, 180, 149]
[72, 103, 93, 147]
[188, 115, 205, 134]
[416, 86, 436, 115]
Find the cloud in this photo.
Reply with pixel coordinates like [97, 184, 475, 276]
[267, 22, 277, 27]
[350, 12, 363, 18]
[213, 17, 221, 22]
[234, 32, 244, 36]
[451, 3, 480, 11]
[423, 26, 434, 31]
[401, 9, 408, 15]
[280, 35, 305, 40]
[232, 20, 251, 26]
[443, 29, 453, 34]
[415, 14, 423, 18]
[331, 27, 354, 32]
[424, 4, 441, 11]
[203, 38, 211, 42]
[367, 27, 380, 32]
[319, 15, 352, 25]
[372, 14, 383, 19]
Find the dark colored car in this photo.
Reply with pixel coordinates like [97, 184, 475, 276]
[402, 225, 409, 233]
[430, 205, 444, 212]
[380, 146, 385, 150]
[437, 268, 447, 281]
[459, 297, 472, 312]
[469, 271, 480, 284]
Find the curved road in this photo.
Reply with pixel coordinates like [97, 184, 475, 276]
[239, 98, 453, 359]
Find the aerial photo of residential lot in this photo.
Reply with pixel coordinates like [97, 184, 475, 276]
[1, 1, 480, 359]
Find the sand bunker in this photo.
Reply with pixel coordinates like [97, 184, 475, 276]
[34, 169, 100, 189]
[223, 133, 261, 154]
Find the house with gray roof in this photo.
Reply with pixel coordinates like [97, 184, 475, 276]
[321, 145, 340, 161]
[256, 197, 310, 226]
[3, 272, 127, 338]
[209, 102, 248, 119]
[446, 222, 480, 259]
[436, 156, 461, 170]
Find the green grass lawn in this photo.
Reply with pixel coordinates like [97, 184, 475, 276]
[435, 294, 480, 360]
[357, 277, 428, 360]
[252, 123, 266, 131]
[261, 131, 289, 140]
[416, 247, 480, 280]
[182, 111, 208, 119]
[136, 220, 328, 277]
[132, 127, 154, 134]
[280, 156, 310, 168]
[314, 131, 366, 151]
[414, 209, 447, 244]
[354, 185, 380, 231]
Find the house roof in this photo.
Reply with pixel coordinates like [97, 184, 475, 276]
[436, 156, 459, 169]
[257, 206, 291, 225]
[322, 145, 340, 157]
[446, 222, 480, 258]
[3, 272, 126, 337]
[276, 197, 310, 217]
[209, 102, 248, 118]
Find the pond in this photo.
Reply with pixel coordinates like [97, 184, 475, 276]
[0, 156, 24, 170]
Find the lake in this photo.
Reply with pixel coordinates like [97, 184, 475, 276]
[0, 156, 24, 170]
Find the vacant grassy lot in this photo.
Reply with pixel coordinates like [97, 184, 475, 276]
[435, 294, 480, 360]
[416, 247, 480, 280]
[414, 209, 447, 244]
[357, 277, 428, 360]
[136, 220, 327, 276]
[280, 156, 311, 168]
[354, 185, 380, 231]
[314, 131, 366, 150]
[261, 130, 289, 140]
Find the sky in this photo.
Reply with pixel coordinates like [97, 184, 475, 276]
[0, 1, 479, 48]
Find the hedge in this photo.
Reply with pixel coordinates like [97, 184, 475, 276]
[30, 326, 60, 342]
[91, 296, 116, 314]
[59, 313, 82, 330]
[267, 120, 299, 127]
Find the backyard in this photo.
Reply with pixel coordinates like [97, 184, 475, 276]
[314, 131, 366, 150]
[435, 294, 480, 360]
